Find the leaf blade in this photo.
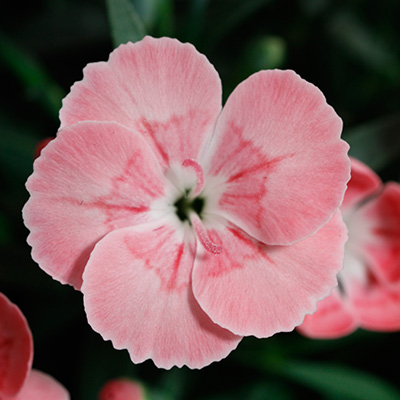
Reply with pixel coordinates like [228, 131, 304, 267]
[106, 0, 146, 47]
[344, 114, 400, 171]
[275, 361, 400, 400]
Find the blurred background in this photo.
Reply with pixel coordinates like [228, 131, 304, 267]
[1, 0, 400, 398]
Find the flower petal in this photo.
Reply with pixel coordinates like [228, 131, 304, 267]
[82, 221, 241, 369]
[60, 36, 222, 169]
[2, 370, 70, 400]
[192, 212, 347, 337]
[350, 282, 400, 331]
[0, 293, 33, 397]
[203, 70, 349, 245]
[23, 121, 168, 289]
[297, 288, 357, 339]
[349, 182, 400, 286]
[341, 157, 381, 211]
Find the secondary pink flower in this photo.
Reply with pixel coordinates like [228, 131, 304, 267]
[34, 137, 54, 159]
[298, 158, 400, 338]
[0, 293, 33, 397]
[23, 36, 350, 368]
[98, 378, 144, 400]
[1, 370, 70, 400]
[0, 293, 69, 399]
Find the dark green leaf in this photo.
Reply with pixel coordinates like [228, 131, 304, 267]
[183, 0, 210, 42]
[0, 32, 64, 118]
[0, 212, 10, 246]
[199, 381, 295, 400]
[132, 0, 159, 29]
[106, 0, 146, 47]
[237, 35, 287, 79]
[328, 11, 400, 82]
[154, 0, 174, 37]
[274, 361, 400, 400]
[0, 112, 39, 183]
[78, 329, 139, 400]
[203, 0, 273, 50]
[344, 114, 400, 171]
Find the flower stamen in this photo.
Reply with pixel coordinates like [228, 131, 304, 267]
[190, 213, 222, 255]
[182, 159, 205, 198]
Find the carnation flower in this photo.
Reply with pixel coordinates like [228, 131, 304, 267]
[298, 158, 400, 338]
[0, 293, 32, 398]
[0, 293, 69, 399]
[98, 378, 145, 400]
[34, 137, 54, 159]
[23, 36, 350, 368]
[2, 370, 70, 400]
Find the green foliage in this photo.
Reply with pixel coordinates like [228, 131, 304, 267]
[0, 32, 64, 118]
[328, 10, 400, 82]
[106, 0, 146, 46]
[275, 361, 400, 400]
[345, 114, 400, 172]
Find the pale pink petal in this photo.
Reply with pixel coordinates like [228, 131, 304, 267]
[60, 36, 222, 169]
[297, 288, 357, 339]
[98, 378, 144, 400]
[350, 183, 400, 286]
[2, 370, 70, 400]
[203, 70, 350, 245]
[82, 221, 241, 369]
[192, 212, 347, 337]
[349, 279, 400, 331]
[23, 121, 168, 289]
[0, 293, 33, 397]
[341, 157, 381, 211]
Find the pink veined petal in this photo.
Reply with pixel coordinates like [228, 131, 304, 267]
[1, 370, 70, 400]
[60, 36, 222, 169]
[0, 293, 33, 398]
[203, 70, 350, 246]
[297, 288, 358, 339]
[192, 212, 347, 337]
[341, 157, 381, 212]
[98, 379, 144, 400]
[82, 221, 242, 370]
[350, 182, 400, 287]
[348, 278, 400, 332]
[23, 121, 168, 289]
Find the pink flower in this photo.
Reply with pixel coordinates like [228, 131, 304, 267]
[0, 293, 32, 398]
[1, 370, 70, 400]
[23, 36, 350, 368]
[98, 378, 145, 400]
[34, 137, 54, 159]
[0, 293, 69, 399]
[298, 158, 400, 338]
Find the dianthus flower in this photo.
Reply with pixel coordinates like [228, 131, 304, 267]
[0, 293, 69, 399]
[98, 378, 145, 400]
[34, 137, 54, 159]
[23, 36, 350, 368]
[299, 158, 400, 338]
[0, 293, 32, 397]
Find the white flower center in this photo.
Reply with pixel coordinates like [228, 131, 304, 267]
[338, 208, 369, 293]
[152, 159, 223, 255]
[179, 159, 222, 255]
